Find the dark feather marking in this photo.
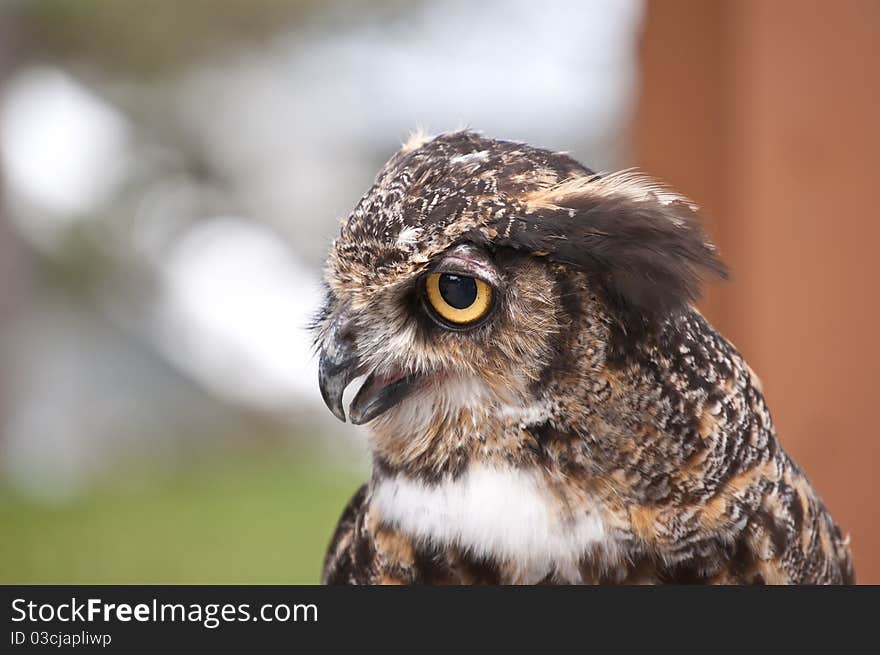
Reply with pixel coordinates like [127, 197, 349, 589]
[488, 195, 727, 331]
[532, 267, 584, 390]
[321, 484, 368, 585]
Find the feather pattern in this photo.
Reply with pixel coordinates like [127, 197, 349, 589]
[316, 131, 853, 585]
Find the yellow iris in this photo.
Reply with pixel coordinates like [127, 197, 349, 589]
[425, 273, 493, 325]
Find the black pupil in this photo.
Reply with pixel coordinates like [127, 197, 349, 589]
[438, 274, 478, 309]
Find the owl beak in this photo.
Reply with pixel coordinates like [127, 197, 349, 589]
[318, 315, 419, 424]
[318, 316, 363, 422]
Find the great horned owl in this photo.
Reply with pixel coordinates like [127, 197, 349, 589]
[313, 130, 853, 585]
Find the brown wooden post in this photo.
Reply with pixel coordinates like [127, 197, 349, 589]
[636, 0, 880, 583]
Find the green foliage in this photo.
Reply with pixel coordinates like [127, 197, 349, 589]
[0, 453, 363, 584]
[17, 0, 324, 76]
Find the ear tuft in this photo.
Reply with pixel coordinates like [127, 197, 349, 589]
[489, 171, 727, 326]
[400, 127, 433, 154]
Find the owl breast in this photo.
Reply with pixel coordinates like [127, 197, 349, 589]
[371, 465, 618, 583]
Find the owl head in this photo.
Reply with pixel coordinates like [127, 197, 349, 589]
[313, 131, 725, 464]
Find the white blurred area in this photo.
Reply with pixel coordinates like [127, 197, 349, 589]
[0, 68, 132, 243]
[0, 0, 644, 500]
[157, 217, 323, 407]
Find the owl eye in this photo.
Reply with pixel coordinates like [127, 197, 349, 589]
[424, 272, 493, 327]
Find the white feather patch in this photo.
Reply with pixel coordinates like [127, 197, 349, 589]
[395, 226, 423, 247]
[450, 150, 489, 165]
[372, 465, 613, 583]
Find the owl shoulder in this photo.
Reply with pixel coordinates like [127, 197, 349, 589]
[321, 483, 370, 584]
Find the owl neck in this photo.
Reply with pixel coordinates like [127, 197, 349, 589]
[366, 377, 552, 484]
[365, 307, 771, 498]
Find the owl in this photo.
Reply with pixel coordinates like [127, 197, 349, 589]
[312, 130, 854, 585]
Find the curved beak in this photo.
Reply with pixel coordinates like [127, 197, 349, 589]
[318, 316, 362, 422]
[318, 314, 420, 425]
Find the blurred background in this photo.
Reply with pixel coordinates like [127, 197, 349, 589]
[0, 0, 876, 583]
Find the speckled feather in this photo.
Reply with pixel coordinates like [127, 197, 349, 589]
[316, 131, 853, 585]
